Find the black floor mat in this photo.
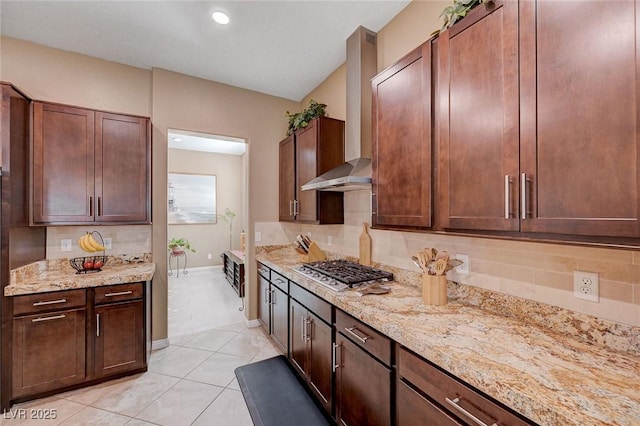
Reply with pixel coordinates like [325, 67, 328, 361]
[235, 355, 330, 426]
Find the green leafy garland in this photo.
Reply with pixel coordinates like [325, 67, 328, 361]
[285, 99, 327, 136]
[432, 0, 487, 36]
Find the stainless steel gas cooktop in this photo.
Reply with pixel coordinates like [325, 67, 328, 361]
[293, 259, 394, 292]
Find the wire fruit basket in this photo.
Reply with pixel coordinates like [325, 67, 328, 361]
[70, 255, 108, 274]
[70, 230, 108, 274]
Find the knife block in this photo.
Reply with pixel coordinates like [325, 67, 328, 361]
[299, 241, 327, 263]
[422, 274, 448, 306]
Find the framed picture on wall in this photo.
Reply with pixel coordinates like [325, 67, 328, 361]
[168, 173, 217, 224]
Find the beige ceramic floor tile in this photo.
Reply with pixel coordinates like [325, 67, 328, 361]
[227, 378, 240, 391]
[148, 346, 213, 378]
[149, 344, 180, 363]
[124, 420, 157, 426]
[58, 374, 143, 406]
[168, 331, 202, 347]
[185, 352, 253, 387]
[181, 329, 239, 352]
[215, 322, 247, 333]
[251, 340, 283, 362]
[191, 389, 253, 426]
[58, 406, 131, 426]
[218, 332, 269, 358]
[90, 372, 179, 417]
[0, 397, 85, 426]
[135, 379, 223, 426]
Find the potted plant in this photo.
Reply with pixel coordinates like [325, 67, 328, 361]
[285, 99, 327, 136]
[431, 0, 487, 36]
[168, 238, 196, 255]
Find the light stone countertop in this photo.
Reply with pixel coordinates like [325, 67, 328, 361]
[256, 245, 640, 426]
[5, 255, 155, 296]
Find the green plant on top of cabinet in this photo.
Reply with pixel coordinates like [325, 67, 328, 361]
[372, 41, 433, 229]
[32, 102, 150, 225]
[279, 116, 345, 224]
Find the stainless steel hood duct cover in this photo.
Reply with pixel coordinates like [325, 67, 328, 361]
[302, 26, 376, 192]
[301, 158, 372, 192]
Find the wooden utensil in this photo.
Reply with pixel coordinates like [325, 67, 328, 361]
[416, 251, 431, 274]
[434, 258, 448, 276]
[359, 222, 372, 266]
[446, 258, 463, 272]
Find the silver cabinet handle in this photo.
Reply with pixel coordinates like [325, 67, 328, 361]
[301, 316, 307, 341]
[105, 291, 133, 297]
[345, 326, 370, 344]
[33, 298, 67, 306]
[89, 196, 93, 217]
[521, 173, 527, 219]
[289, 200, 294, 216]
[32, 314, 66, 323]
[274, 278, 286, 286]
[293, 200, 299, 216]
[332, 343, 341, 372]
[305, 317, 312, 342]
[96, 313, 100, 336]
[270, 289, 275, 305]
[97, 196, 102, 216]
[445, 397, 497, 426]
[504, 175, 511, 219]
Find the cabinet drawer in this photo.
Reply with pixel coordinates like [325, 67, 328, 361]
[398, 347, 532, 426]
[335, 309, 391, 366]
[397, 379, 461, 426]
[95, 282, 143, 305]
[289, 281, 331, 324]
[270, 270, 288, 293]
[257, 262, 270, 280]
[13, 289, 86, 316]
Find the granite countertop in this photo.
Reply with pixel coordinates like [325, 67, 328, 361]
[256, 245, 640, 426]
[5, 255, 156, 296]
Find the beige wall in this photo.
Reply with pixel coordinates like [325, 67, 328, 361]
[168, 148, 245, 268]
[0, 37, 151, 116]
[151, 68, 298, 339]
[259, 0, 640, 328]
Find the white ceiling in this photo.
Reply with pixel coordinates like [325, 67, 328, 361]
[0, 0, 410, 101]
[168, 130, 246, 155]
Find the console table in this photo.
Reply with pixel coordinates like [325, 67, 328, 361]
[222, 250, 245, 298]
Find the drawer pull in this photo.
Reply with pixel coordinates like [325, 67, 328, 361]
[274, 278, 286, 285]
[32, 314, 66, 323]
[33, 298, 67, 306]
[521, 173, 528, 219]
[332, 343, 341, 372]
[96, 313, 100, 337]
[345, 326, 370, 344]
[258, 268, 268, 276]
[504, 175, 511, 219]
[104, 290, 133, 297]
[301, 316, 307, 341]
[445, 397, 498, 426]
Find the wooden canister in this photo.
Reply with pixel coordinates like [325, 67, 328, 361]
[422, 274, 448, 306]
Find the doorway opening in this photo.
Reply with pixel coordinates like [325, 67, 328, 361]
[166, 129, 247, 338]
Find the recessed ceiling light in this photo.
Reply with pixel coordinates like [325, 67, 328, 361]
[212, 11, 230, 25]
[172, 137, 182, 142]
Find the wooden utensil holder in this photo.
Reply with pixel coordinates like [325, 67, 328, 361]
[298, 241, 327, 263]
[422, 274, 448, 306]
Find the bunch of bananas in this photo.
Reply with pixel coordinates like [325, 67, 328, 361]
[78, 232, 106, 252]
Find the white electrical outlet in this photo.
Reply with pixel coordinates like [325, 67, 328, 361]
[207, 253, 212, 259]
[255, 231, 262, 242]
[455, 254, 469, 275]
[327, 236, 333, 245]
[60, 239, 72, 252]
[103, 238, 112, 249]
[574, 270, 599, 302]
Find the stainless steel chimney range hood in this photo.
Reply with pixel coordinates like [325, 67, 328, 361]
[302, 26, 377, 192]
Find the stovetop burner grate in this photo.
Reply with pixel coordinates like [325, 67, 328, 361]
[302, 259, 393, 285]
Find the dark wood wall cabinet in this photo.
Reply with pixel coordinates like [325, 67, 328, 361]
[372, 41, 433, 229]
[32, 102, 151, 225]
[367, 0, 640, 245]
[279, 116, 345, 224]
[8, 282, 149, 406]
[254, 263, 534, 425]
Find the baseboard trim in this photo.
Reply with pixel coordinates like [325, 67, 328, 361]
[151, 338, 170, 350]
[244, 318, 261, 328]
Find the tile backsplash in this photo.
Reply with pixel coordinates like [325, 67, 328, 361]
[256, 192, 640, 327]
[47, 225, 152, 259]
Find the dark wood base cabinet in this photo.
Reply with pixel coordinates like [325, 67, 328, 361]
[8, 282, 148, 408]
[12, 308, 86, 398]
[334, 334, 392, 426]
